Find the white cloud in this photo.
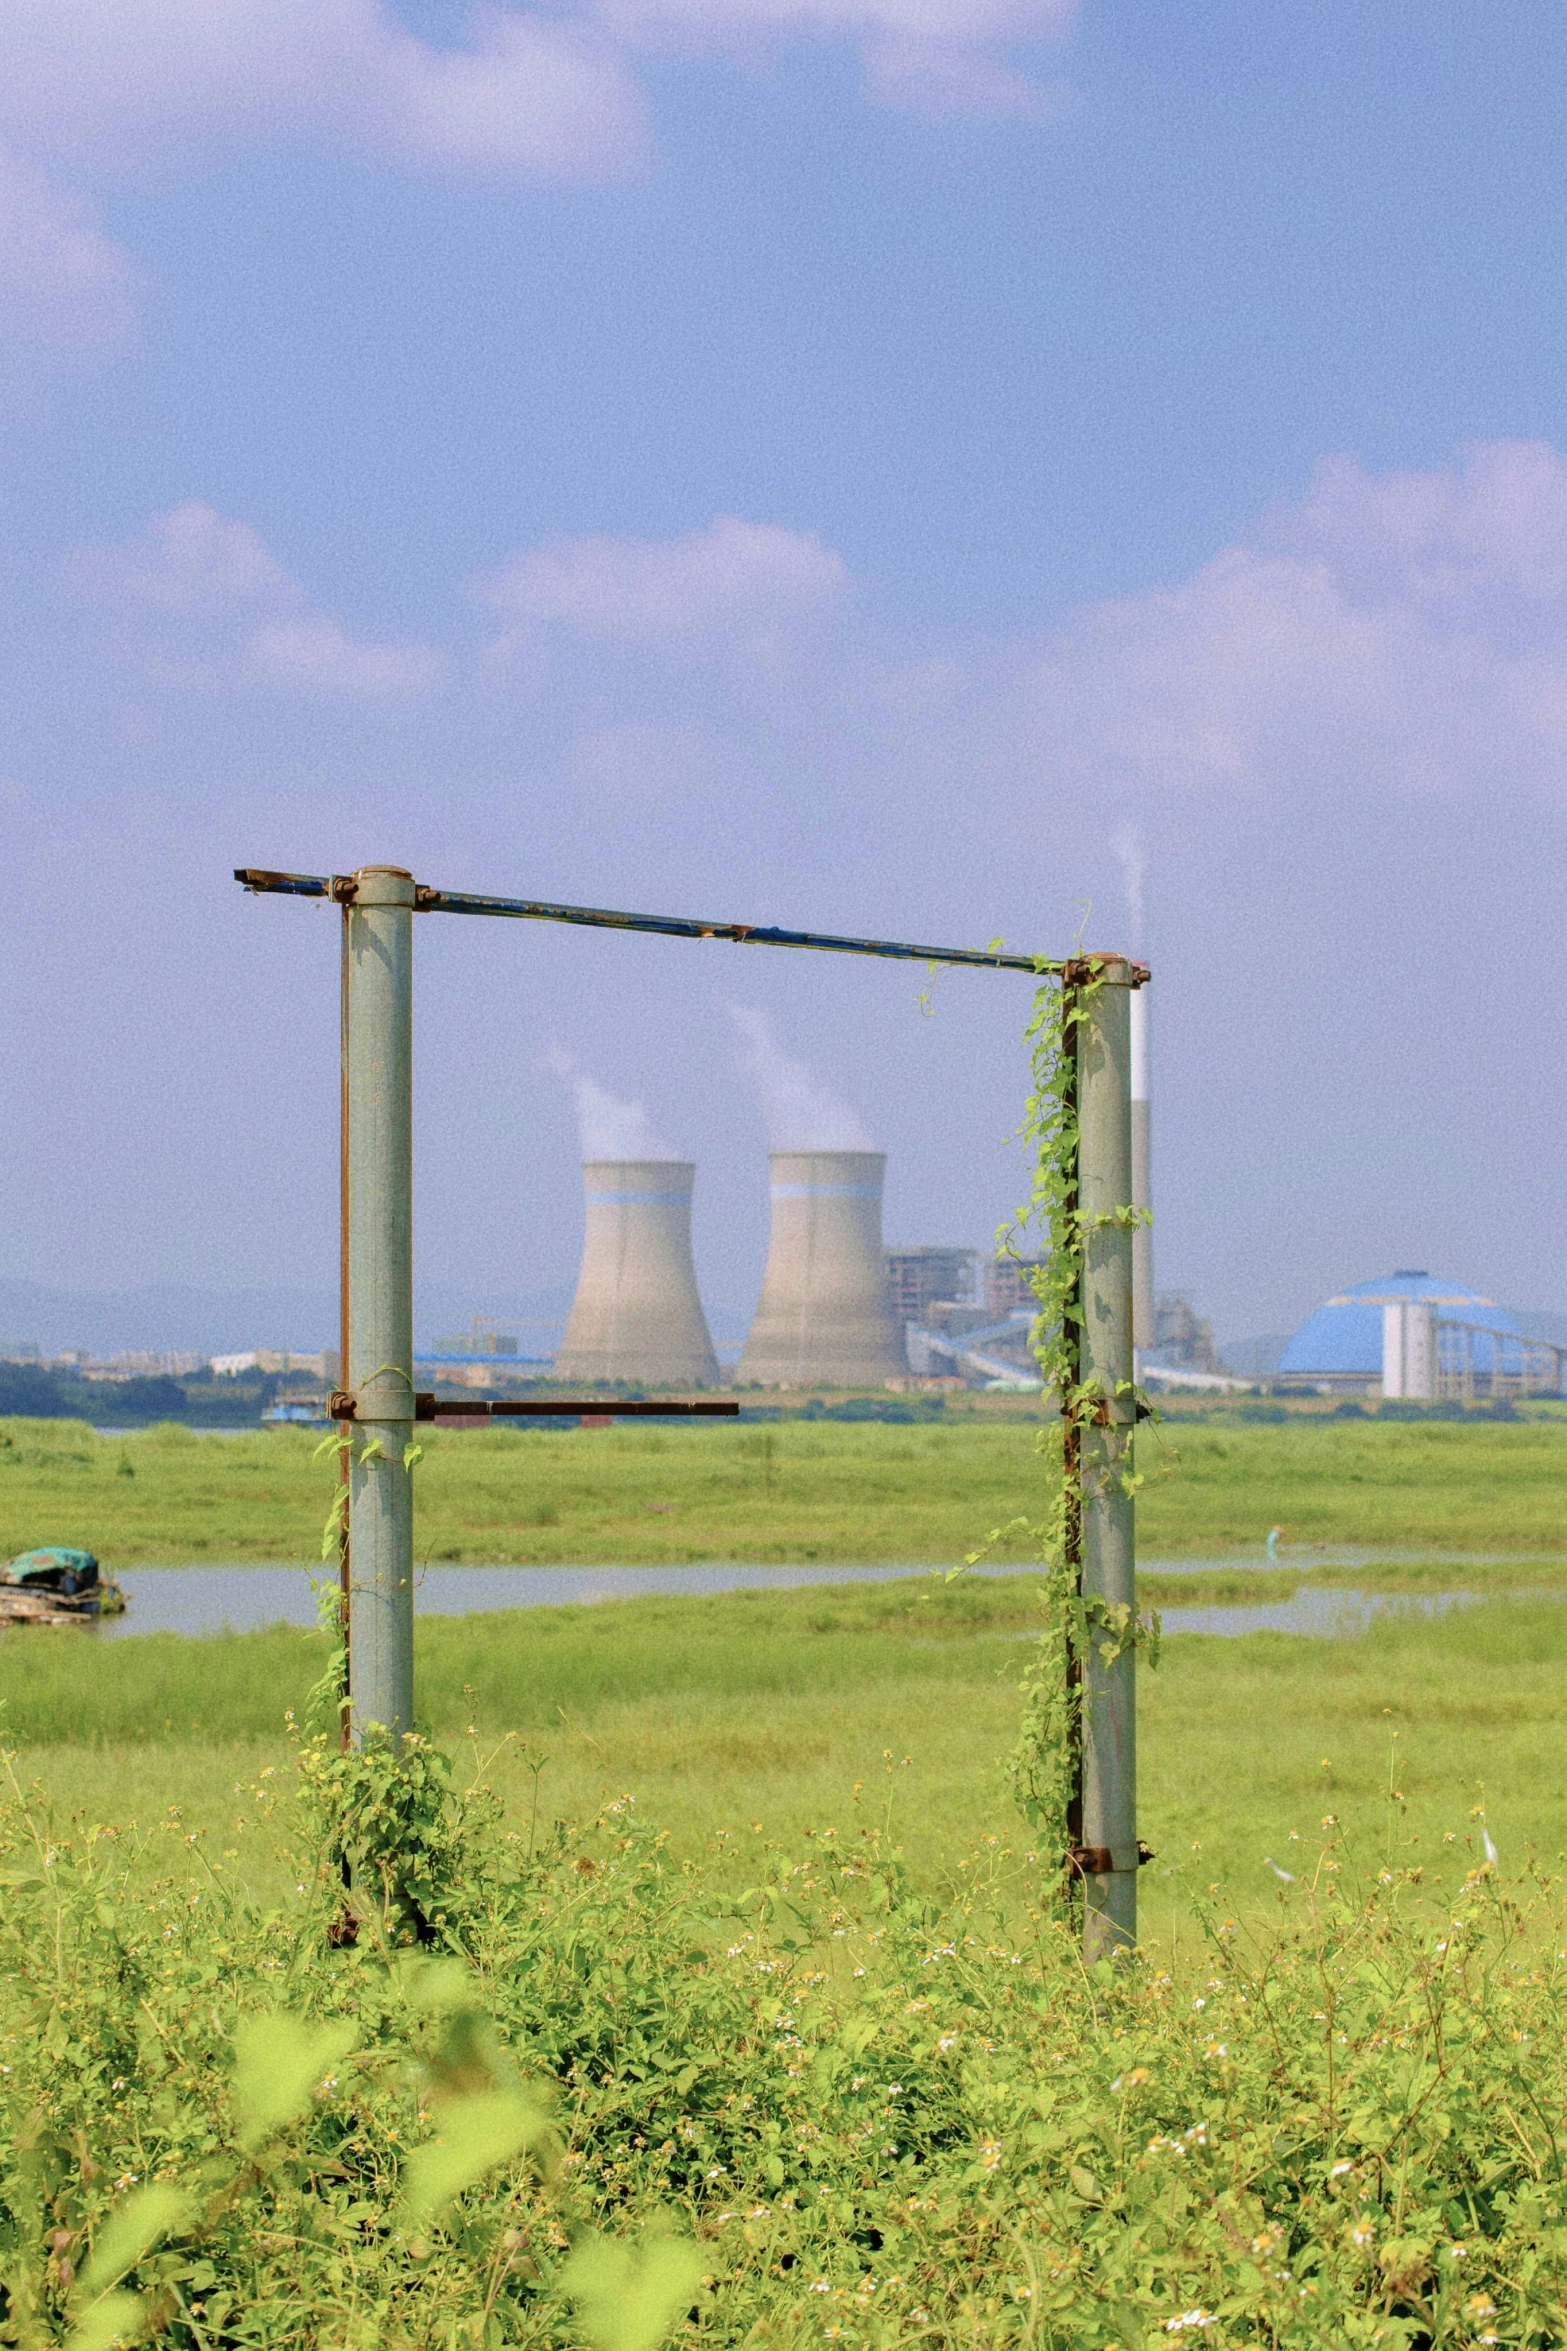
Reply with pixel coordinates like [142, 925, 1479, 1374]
[990, 440, 1567, 810]
[589, 0, 1076, 116]
[473, 515, 850, 642]
[246, 616, 450, 697]
[1279, 440, 1567, 608]
[67, 501, 290, 614]
[375, 7, 648, 179]
[0, 140, 135, 346]
[68, 501, 448, 699]
[0, 0, 1070, 224]
[0, 0, 647, 183]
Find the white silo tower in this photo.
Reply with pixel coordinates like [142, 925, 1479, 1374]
[553, 1160, 720, 1388]
[1130, 984, 1153, 1350]
[738, 1150, 906, 1387]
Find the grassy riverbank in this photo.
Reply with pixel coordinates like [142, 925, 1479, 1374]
[6, 1577, 1559, 1920]
[5, 1410, 1567, 1564]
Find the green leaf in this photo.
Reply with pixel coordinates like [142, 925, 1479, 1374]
[231, 2012, 359, 2150]
[561, 2228, 704, 2351]
[400, 2087, 552, 2221]
[65, 2289, 144, 2351]
[78, 2185, 190, 2299]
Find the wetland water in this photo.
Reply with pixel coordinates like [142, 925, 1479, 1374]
[80, 1562, 1502, 1642]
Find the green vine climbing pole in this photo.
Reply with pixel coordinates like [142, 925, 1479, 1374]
[969, 959, 1158, 1915]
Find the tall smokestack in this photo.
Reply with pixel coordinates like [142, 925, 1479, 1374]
[1130, 986, 1152, 1350]
[553, 1161, 720, 1388]
[1113, 826, 1153, 1353]
[738, 1151, 906, 1387]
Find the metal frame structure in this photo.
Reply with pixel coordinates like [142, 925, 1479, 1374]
[235, 863, 1148, 1954]
[1433, 1317, 1566, 1404]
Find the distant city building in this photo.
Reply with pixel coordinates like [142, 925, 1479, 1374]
[984, 1254, 1044, 1318]
[0, 1340, 40, 1363]
[884, 1247, 978, 1327]
[1149, 1293, 1223, 1375]
[432, 1317, 519, 1358]
[103, 1350, 208, 1379]
[211, 1349, 333, 1379]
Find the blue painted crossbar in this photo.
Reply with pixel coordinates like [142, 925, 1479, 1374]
[233, 867, 1068, 976]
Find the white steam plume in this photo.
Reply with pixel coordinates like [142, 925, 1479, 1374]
[545, 1049, 679, 1161]
[729, 1006, 874, 1151]
[1111, 823, 1146, 952]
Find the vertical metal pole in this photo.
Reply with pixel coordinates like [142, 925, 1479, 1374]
[345, 865, 416, 1743]
[337, 901, 352, 1749]
[1129, 985, 1153, 1353]
[1077, 957, 1138, 1955]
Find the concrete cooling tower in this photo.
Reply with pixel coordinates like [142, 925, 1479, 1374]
[738, 1151, 906, 1387]
[553, 1161, 720, 1388]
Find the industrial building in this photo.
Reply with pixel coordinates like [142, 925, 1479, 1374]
[738, 1151, 906, 1386]
[1148, 1293, 1223, 1375]
[553, 1159, 720, 1388]
[884, 1246, 978, 1326]
[983, 1254, 1045, 1318]
[1279, 1271, 1564, 1400]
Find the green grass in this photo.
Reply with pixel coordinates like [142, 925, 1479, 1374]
[7, 1409, 1567, 1565]
[6, 1576, 1562, 1925]
[6, 1407, 1566, 1920]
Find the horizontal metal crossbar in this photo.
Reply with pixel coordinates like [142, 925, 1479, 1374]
[327, 1390, 737, 1422]
[233, 867, 1074, 976]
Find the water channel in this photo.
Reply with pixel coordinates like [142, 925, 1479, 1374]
[77, 1561, 1507, 1642]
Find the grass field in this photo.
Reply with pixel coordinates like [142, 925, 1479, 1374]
[5, 1408, 1567, 1564]
[4, 1406, 1562, 1921]
[5, 1573, 1557, 1935]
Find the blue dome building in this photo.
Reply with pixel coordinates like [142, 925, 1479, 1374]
[1279, 1271, 1523, 1384]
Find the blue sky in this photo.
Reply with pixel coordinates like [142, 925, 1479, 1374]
[3, 0, 1566, 1351]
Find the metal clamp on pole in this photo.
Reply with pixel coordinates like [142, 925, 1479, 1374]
[1069, 1841, 1156, 1878]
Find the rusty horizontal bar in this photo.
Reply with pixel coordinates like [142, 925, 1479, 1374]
[232, 867, 1117, 979]
[326, 1390, 737, 1422]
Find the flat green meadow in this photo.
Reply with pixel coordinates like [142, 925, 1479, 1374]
[5, 1408, 1567, 1565]
[3, 1410, 1566, 1908]
[4, 1572, 1560, 1922]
